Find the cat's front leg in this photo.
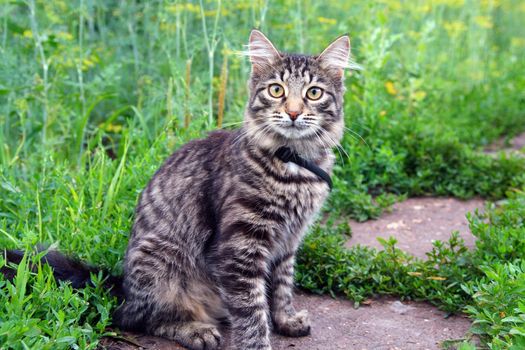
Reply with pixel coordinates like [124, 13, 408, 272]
[217, 223, 272, 350]
[270, 253, 311, 337]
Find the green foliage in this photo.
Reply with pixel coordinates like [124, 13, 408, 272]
[460, 191, 525, 349]
[469, 195, 525, 263]
[0, 253, 116, 349]
[331, 130, 525, 220]
[464, 263, 525, 349]
[297, 190, 525, 349]
[296, 222, 479, 313]
[1, 0, 525, 349]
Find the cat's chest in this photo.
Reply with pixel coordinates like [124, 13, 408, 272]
[281, 181, 327, 213]
[270, 180, 328, 247]
[273, 159, 331, 215]
[284, 162, 301, 174]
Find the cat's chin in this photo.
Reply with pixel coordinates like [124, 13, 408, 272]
[273, 126, 316, 141]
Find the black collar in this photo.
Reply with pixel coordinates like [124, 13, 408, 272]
[274, 147, 332, 190]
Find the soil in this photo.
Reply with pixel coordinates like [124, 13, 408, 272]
[272, 292, 471, 350]
[484, 131, 525, 155]
[101, 291, 472, 350]
[345, 197, 485, 259]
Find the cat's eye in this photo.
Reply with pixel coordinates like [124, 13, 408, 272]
[268, 84, 285, 98]
[306, 86, 323, 100]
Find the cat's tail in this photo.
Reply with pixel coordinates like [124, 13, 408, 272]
[1, 248, 124, 301]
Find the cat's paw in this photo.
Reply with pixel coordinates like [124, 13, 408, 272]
[273, 309, 311, 337]
[175, 322, 222, 350]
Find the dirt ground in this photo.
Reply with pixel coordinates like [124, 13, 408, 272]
[102, 291, 472, 350]
[345, 197, 484, 259]
[272, 292, 471, 350]
[484, 131, 525, 155]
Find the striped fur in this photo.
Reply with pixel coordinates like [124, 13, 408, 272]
[115, 30, 351, 350]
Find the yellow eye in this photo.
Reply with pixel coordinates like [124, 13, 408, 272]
[306, 86, 323, 100]
[268, 84, 285, 98]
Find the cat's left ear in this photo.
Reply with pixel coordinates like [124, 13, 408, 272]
[248, 29, 281, 74]
[317, 35, 351, 78]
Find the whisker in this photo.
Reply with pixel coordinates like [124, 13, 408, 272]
[343, 126, 370, 149]
[346, 120, 371, 131]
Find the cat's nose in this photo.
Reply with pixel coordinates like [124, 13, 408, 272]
[287, 110, 300, 121]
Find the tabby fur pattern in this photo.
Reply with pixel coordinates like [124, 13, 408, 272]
[114, 30, 351, 350]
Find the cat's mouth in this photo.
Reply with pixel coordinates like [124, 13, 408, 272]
[274, 124, 315, 140]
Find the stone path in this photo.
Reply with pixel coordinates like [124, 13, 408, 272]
[273, 292, 471, 350]
[485, 131, 525, 156]
[346, 197, 484, 259]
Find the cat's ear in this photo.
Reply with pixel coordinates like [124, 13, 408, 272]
[248, 29, 281, 74]
[317, 35, 351, 77]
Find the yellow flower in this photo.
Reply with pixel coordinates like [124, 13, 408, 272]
[318, 17, 337, 25]
[433, 0, 464, 7]
[411, 91, 427, 101]
[101, 123, 123, 133]
[82, 58, 95, 70]
[379, 110, 387, 117]
[23, 30, 33, 39]
[480, 0, 500, 10]
[160, 22, 177, 33]
[384, 81, 398, 95]
[56, 32, 74, 41]
[417, 4, 432, 13]
[511, 37, 525, 48]
[474, 16, 493, 29]
[186, 3, 200, 13]
[443, 20, 466, 38]
[388, 0, 402, 11]
[167, 3, 200, 14]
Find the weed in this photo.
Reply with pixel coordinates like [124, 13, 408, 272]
[0, 0, 525, 349]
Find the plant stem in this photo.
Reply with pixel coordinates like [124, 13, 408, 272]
[28, 0, 49, 144]
[199, 0, 222, 127]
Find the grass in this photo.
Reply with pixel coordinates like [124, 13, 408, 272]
[1, 0, 525, 349]
[298, 190, 525, 348]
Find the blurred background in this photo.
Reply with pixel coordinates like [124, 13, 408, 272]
[2, 1, 525, 208]
[1, 1, 525, 348]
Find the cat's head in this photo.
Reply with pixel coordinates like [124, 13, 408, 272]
[243, 29, 352, 158]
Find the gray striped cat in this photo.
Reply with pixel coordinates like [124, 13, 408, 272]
[2, 30, 352, 350]
[114, 30, 351, 350]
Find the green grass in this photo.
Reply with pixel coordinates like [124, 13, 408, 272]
[298, 190, 525, 348]
[1, 0, 525, 349]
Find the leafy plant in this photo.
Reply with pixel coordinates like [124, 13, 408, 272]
[1, 0, 525, 349]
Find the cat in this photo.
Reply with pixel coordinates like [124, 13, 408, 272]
[3, 30, 352, 350]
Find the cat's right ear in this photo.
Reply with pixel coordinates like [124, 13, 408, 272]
[248, 29, 281, 74]
[317, 35, 351, 78]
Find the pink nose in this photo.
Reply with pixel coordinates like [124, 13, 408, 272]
[287, 111, 300, 121]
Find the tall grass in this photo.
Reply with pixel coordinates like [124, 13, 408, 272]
[1, 0, 525, 348]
